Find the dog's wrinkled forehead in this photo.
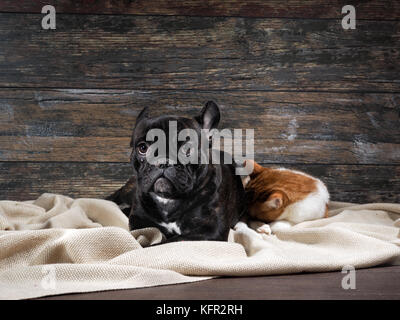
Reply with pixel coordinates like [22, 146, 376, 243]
[133, 115, 200, 146]
[131, 101, 220, 148]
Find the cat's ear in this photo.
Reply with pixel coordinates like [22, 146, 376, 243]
[246, 159, 263, 178]
[265, 192, 285, 209]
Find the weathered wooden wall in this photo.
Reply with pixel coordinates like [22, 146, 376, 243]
[0, 1, 399, 203]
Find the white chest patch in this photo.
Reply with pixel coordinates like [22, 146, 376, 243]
[158, 221, 181, 235]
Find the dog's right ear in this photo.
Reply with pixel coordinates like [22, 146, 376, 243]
[195, 101, 220, 130]
[130, 107, 149, 147]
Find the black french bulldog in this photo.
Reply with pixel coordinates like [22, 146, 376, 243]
[107, 101, 246, 244]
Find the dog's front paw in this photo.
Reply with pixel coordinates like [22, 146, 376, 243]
[256, 224, 272, 235]
[234, 221, 248, 232]
[234, 221, 263, 239]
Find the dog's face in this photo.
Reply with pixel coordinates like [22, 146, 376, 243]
[130, 101, 220, 213]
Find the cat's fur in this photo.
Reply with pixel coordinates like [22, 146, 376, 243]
[238, 160, 329, 235]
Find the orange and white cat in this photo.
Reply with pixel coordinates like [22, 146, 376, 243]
[235, 160, 329, 235]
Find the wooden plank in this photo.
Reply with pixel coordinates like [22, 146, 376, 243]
[1, 162, 399, 203]
[3, 137, 400, 165]
[0, 162, 131, 202]
[0, 14, 399, 92]
[0, 1, 399, 20]
[38, 266, 400, 300]
[1, 89, 399, 164]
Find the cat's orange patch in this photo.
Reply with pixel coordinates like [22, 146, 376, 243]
[325, 204, 329, 218]
[245, 160, 318, 222]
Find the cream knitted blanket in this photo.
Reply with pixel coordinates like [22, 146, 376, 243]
[0, 193, 399, 300]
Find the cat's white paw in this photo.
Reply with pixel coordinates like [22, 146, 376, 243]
[234, 221, 263, 239]
[256, 224, 272, 235]
[269, 220, 293, 233]
[234, 221, 248, 232]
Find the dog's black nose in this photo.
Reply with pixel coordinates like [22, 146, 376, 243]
[158, 163, 169, 169]
[158, 161, 174, 169]
[154, 158, 170, 168]
[161, 163, 184, 169]
[157, 159, 182, 169]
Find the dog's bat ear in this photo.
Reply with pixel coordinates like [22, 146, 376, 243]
[136, 106, 149, 124]
[195, 101, 220, 130]
[130, 107, 149, 147]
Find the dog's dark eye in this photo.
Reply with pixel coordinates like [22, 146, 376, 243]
[137, 142, 148, 155]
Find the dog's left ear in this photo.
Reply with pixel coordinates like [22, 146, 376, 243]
[135, 106, 149, 125]
[195, 101, 220, 130]
[130, 107, 149, 147]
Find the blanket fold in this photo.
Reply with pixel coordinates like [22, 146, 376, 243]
[0, 193, 399, 300]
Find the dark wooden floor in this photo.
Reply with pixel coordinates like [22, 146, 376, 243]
[38, 265, 400, 300]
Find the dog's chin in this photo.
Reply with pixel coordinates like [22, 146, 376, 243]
[149, 191, 179, 206]
[152, 177, 175, 196]
[149, 177, 181, 206]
